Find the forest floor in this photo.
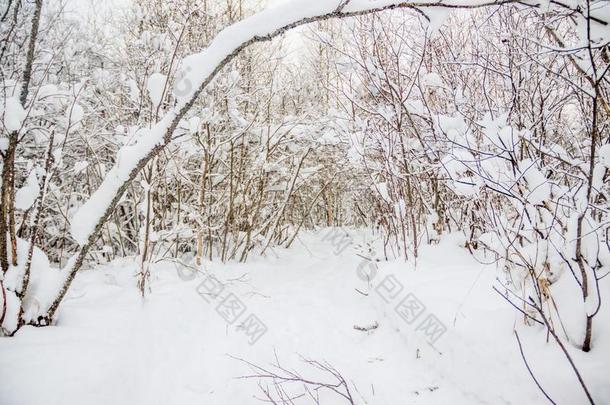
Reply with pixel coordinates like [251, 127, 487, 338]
[1, 230, 608, 404]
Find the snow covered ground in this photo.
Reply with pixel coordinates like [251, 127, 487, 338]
[0, 230, 608, 404]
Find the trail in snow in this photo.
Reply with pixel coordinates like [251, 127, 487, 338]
[0, 230, 607, 404]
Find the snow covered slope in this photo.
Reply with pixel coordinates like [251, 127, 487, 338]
[0, 230, 607, 404]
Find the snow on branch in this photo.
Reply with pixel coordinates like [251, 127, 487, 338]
[63, 0, 610, 328]
[70, 113, 175, 245]
[69, 0, 610, 250]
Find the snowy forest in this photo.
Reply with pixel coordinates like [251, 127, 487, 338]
[1, 0, 609, 403]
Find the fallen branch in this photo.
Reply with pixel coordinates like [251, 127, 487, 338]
[353, 321, 379, 332]
[233, 353, 356, 404]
